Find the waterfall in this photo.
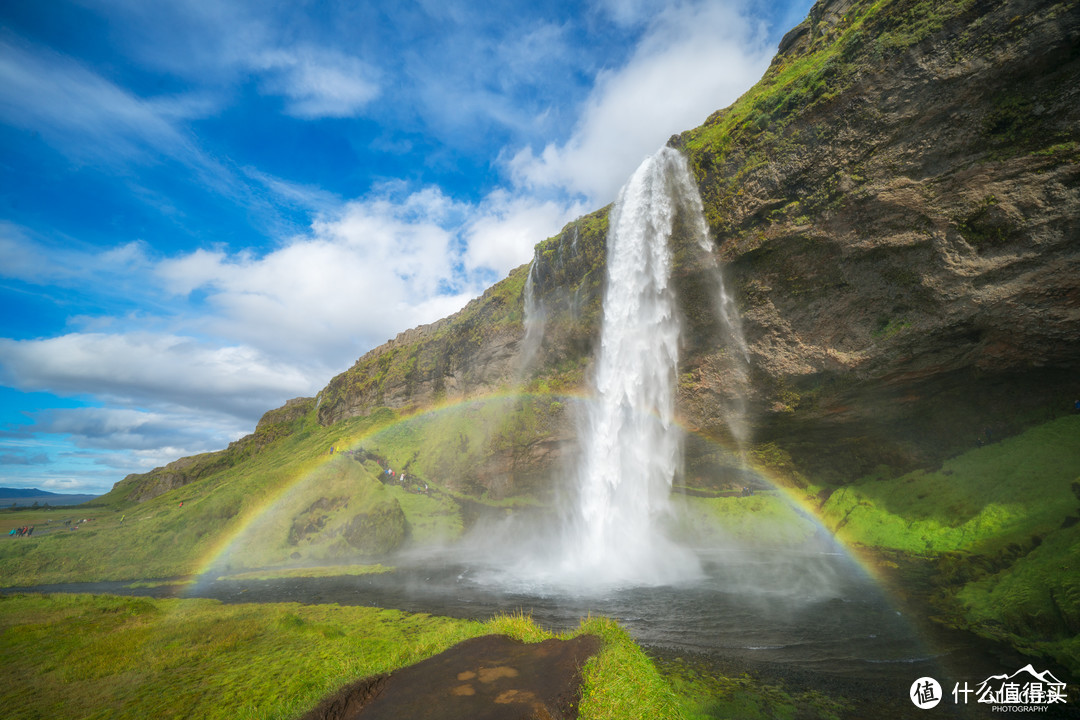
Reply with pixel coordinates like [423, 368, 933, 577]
[669, 149, 751, 455]
[561, 147, 706, 588]
[521, 249, 546, 370]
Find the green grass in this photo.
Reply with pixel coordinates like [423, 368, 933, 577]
[954, 522, 1080, 672]
[359, 393, 567, 502]
[661, 657, 849, 720]
[820, 416, 1080, 555]
[672, 493, 820, 547]
[0, 414, 339, 585]
[219, 455, 408, 570]
[0, 594, 726, 720]
[0, 593, 488, 720]
[816, 415, 1080, 674]
[577, 616, 685, 719]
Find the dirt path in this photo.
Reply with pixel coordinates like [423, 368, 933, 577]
[302, 634, 600, 720]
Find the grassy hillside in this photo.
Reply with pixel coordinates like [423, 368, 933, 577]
[819, 414, 1080, 672]
[821, 416, 1080, 554]
[0, 409, 394, 585]
[0, 395, 573, 585]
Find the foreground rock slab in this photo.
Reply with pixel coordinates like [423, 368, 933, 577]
[302, 634, 601, 720]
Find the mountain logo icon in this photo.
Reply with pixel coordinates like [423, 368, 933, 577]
[974, 664, 1068, 705]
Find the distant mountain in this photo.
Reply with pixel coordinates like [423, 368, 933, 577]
[0, 488, 99, 505]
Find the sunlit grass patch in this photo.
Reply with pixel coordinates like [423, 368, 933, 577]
[955, 522, 1080, 674]
[0, 593, 487, 720]
[0, 594, 733, 720]
[815, 416, 1080, 675]
[578, 616, 684, 720]
[820, 416, 1080, 555]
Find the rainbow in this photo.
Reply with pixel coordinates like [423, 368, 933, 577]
[185, 389, 890, 590]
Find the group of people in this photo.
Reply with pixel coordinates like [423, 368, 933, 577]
[8, 525, 34, 537]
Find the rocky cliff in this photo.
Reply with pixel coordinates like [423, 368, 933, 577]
[675, 0, 1080, 480]
[115, 0, 1079, 501]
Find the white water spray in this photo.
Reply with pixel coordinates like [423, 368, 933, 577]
[672, 152, 752, 454]
[559, 147, 707, 587]
[521, 249, 546, 370]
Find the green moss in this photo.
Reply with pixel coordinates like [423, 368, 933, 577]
[661, 657, 849, 720]
[820, 416, 1080, 554]
[954, 194, 1019, 249]
[814, 416, 1080, 673]
[871, 316, 911, 340]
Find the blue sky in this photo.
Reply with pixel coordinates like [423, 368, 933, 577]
[0, 0, 813, 494]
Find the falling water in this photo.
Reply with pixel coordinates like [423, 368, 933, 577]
[668, 149, 752, 454]
[521, 249, 546, 370]
[560, 147, 707, 588]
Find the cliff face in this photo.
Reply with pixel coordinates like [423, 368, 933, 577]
[674, 0, 1080, 479]
[116, 0, 1080, 501]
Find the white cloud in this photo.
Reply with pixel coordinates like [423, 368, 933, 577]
[509, 0, 772, 204]
[31, 406, 236, 452]
[0, 333, 312, 420]
[254, 47, 380, 119]
[156, 185, 480, 364]
[464, 190, 587, 275]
